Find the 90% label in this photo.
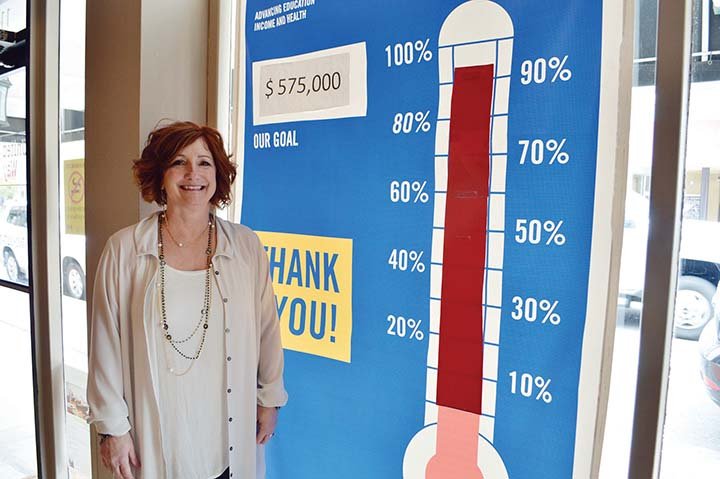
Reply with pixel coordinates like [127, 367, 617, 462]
[264, 72, 342, 99]
[518, 138, 570, 165]
[511, 297, 561, 326]
[392, 111, 431, 134]
[520, 55, 572, 85]
[509, 371, 553, 404]
[515, 219, 566, 246]
[385, 39, 432, 67]
[390, 180, 429, 204]
[386, 315, 424, 341]
[388, 249, 425, 273]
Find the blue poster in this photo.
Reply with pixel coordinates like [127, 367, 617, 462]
[241, 1, 617, 477]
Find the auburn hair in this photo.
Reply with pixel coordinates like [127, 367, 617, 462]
[132, 121, 237, 207]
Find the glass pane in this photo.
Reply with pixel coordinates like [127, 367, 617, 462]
[59, 0, 89, 477]
[0, 67, 28, 286]
[599, 0, 658, 476]
[659, 1, 720, 476]
[0, 287, 37, 478]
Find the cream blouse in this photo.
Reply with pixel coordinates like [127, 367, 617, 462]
[87, 213, 288, 479]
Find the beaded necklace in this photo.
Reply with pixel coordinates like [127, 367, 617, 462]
[157, 212, 214, 368]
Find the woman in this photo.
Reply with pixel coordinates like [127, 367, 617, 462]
[87, 121, 287, 479]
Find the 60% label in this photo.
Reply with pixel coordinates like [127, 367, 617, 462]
[389, 180, 429, 204]
[264, 71, 342, 99]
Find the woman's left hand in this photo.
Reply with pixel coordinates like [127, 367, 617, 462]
[256, 405, 279, 444]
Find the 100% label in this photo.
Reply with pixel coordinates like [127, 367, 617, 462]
[509, 371, 554, 404]
[264, 72, 342, 99]
[385, 39, 432, 67]
[386, 314, 425, 341]
[511, 296, 561, 326]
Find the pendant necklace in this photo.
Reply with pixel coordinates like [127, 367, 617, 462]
[157, 212, 215, 376]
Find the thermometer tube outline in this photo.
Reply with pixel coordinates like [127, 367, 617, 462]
[403, 1, 513, 477]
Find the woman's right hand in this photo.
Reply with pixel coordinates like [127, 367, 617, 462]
[99, 432, 141, 479]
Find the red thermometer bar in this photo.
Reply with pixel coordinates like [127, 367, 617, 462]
[427, 64, 494, 478]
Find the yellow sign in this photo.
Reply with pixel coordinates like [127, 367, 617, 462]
[257, 231, 353, 363]
[64, 159, 85, 235]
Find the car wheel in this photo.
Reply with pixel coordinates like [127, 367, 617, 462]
[674, 275, 716, 340]
[4, 249, 20, 282]
[63, 261, 85, 300]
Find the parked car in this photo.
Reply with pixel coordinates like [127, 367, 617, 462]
[699, 290, 720, 406]
[0, 203, 29, 285]
[0, 203, 86, 299]
[619, 191, 720, 340]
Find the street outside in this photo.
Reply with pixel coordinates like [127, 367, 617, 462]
[0, 285, 90, 479]
[601, 312, 720, 478]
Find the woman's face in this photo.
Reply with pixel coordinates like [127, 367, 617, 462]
[162, 138, 217, 210]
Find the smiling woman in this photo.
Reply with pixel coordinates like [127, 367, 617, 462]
[87, 121, 288, 479]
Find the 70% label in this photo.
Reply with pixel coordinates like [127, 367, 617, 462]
[518, 138, 570, 165]
[509, 371, 554, 404]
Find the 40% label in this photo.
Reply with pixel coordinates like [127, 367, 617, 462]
[264, 72, 342, 99]
[388, 249, 425, 272]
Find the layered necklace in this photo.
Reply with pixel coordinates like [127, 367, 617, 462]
[157, 212, 215, 370]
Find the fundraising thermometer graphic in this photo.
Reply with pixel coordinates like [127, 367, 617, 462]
[403, 1, 513, 477]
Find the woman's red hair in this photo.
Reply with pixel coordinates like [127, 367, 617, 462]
[132, 121, 237, 207]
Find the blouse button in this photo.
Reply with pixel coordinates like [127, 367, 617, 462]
[229, 446, 233, 451]
[225, 328, 230, 334]
[227, 356, 232, 361]
[215, 270, 220, 275]
[223, 298, 228, 303]
[228, 417, 233, 422]
[227, 388, 232, 393]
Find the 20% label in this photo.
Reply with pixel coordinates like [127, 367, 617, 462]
[264, 72, 342, 99]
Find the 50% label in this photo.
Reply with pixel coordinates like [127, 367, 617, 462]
[515, 219, 566, 246]
[509, 371, 554, 404]
[511, 296, 561, 326]
[264, 71, 342, 99]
